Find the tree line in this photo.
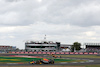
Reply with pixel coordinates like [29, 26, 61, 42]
[71, 42, 81, 52]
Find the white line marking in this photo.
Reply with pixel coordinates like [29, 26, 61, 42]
[80, 62, 85, 63]
[60, 62, 68, 64]
[7, 63, 18, 64]
[71, 62, 78, 63]
[88, 60, 94, 62]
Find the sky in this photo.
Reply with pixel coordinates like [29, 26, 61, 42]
[0, 0, 100, 49]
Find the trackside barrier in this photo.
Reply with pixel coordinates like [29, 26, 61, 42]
[16, 52, 20, 54]
[38, 52, 42, 54]
[79, 52, 83, 54]
[33, 52, 37, 54]
[94, 52, 98, 55]
[43, 52, 46, 54]
[75, 52, 78, 54]
[20, 52, 24, 54]
[11, 52, 99, 55]
[29, 52, 33, 54]
[51, 52, 55, 54]
[60, 52, 65, 54]
[89, 52, 93, 55]
[65, 52, 69, 54]
[11, 52, 16, 54]
[25, 52, 28, 54]
[47, 52, 51, 54]
[84, 52, 88, 54]
[56, 52, 60, 54]
[70, 52, 74, 54]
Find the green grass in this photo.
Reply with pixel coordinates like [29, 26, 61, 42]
[0, 56, 35, 63]
[0, 56, 85, 63]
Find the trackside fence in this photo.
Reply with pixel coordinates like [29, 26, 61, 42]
[11, 52, 99, 55]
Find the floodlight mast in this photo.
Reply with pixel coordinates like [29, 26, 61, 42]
[44, 35, 46, 40]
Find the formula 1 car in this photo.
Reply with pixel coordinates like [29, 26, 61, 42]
[30, 58, 54, 64]
[50, 54, 61, 58]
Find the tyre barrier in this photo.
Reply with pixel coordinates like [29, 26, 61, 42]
[11, 52, 99, 55]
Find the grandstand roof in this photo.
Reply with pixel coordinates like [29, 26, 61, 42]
[60, 44, 72, 47]
[84, 43, 100, 45]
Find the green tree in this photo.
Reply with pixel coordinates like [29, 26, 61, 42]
[71, 42, 81, 52]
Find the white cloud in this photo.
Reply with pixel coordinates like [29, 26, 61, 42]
[0, 27, 15, 33]
[8, 36, 15, 38]
[0, 0, 100, 49]
[84, 31, 96, 37]
[37, 0, 42, 2]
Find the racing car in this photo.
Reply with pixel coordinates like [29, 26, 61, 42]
[50, 54, 61, 58]
[30, 58, 54, 64]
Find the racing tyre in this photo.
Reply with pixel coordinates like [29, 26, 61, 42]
[50, 60, 54, 64]
[36, 60, 42, 64]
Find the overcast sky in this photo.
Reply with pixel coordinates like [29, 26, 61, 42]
[0, 0, 100, 49]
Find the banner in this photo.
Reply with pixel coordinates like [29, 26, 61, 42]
[84, 52, 88, 54]
[20, 52, 24, 54]
[38, 52, 42, 54]
[47, 52, 51, 54]
[89, 53, 94, 54]
[43, 52, 46, 54]
[70, 52, 74, 54]
[74, 52, 78, 54]
[60, 52, 64, 54]
[94, 52, 98, 54]
[16, 52, 20, 54]
[10, 51, 99, 55]
[33, 52, 37, 54]
[29, 52, 33, 54]
[51, 52, 55, 54]
[12, 52, 16, 53]
[56, 52, 60, 54]
[25, 52, 28, 54]
[65, 52, 69, 54]
[79, 52, 83, 54]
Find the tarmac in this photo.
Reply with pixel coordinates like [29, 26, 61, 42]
[0, 57, 99, 66]
[0, 54, 100, 66]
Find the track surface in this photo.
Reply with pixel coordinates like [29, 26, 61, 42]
[0, 57, 100, 66]
[0, 54, 100, 66]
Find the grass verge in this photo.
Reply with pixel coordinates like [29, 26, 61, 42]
[0, 56, 86, 63]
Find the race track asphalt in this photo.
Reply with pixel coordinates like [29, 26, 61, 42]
[0, 54, 100, 66]
[0, 57, 100, 66]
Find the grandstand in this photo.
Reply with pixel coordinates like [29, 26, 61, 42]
[84, 43, 100, 52]
[25, 41, 61, 52]
[0, 46, 17, 53]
